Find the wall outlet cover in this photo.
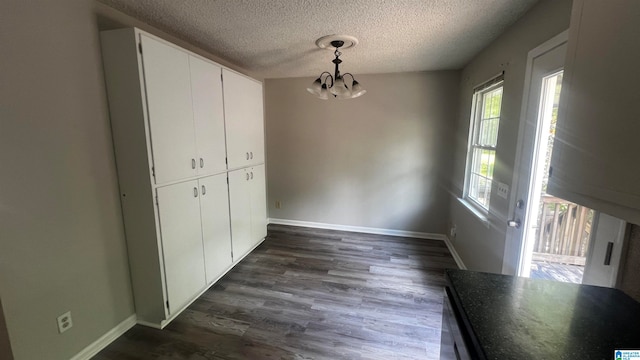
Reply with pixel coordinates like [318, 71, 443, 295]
[57, 311, 73, 334]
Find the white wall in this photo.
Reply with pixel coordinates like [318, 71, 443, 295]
[0, 1, 135, 358]
[265, 71, 460, 234]
[448, 0, 573, 273]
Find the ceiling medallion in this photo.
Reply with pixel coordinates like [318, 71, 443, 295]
[307, 35, 366, 100]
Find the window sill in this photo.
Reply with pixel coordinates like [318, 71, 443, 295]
[457, 198, 491, 228]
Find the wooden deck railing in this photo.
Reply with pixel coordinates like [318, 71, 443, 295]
[532, 195, 593, 266]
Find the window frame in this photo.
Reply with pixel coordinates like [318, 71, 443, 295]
[463, 76, 504, 214]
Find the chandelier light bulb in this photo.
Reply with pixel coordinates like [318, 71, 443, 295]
[306, 77, 323, 96]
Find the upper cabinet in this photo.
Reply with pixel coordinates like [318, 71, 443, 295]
[548, 0, 640, 224]
[120, 33, 228, 185]
[223, 69, 265, 169]
[139, 35, 197, 184]
[189, 55, 227, 176]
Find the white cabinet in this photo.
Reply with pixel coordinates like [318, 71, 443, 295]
[223, 69, 265, 169]
[156, 181, 206, 314]
[100, 27, 265, 328]
[126, 33, 226, 185]
[156, 173, 232, 314]
[229, 165, 267, 260]
[548, 0, 640, 224]
[199, 174, 233, 285]
[140, 34, 197, 184]
[190, 56, 227, 176]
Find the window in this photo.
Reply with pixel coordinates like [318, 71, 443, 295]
[465, 77, 503, 211]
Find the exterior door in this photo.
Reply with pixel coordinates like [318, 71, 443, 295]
[140, 34, 197, 184]
[505, 32, 627, 287]
[504, 32, 569, 276]
[156, 181, 206, 314]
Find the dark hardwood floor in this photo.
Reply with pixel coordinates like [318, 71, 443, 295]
[94, 224, 457, 360]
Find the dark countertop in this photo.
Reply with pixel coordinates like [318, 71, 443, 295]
[445, 269, 640, 360]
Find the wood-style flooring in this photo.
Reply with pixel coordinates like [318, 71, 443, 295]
[530, 260, 584, 284]
[94, 224, 457, 360]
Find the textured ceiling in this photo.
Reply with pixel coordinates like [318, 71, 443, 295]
[99, 0, 539, 79]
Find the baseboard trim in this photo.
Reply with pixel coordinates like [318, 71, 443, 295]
[444, 236, 467, 270]
[70, 314, 136, 360]
[268, 218, 447, 241]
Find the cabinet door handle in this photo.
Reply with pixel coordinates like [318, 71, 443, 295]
[246, 173, 250, 181]
[246, 152, 250, 160]
[250, 152, 253, 159]
[201, 185, 206, 195]
[250, 171, 254, 180]
[193, 187, 198, 197]
[604, 242, 614, 265]
[191, 158, 196, 169]
[200, 158, 204, 168]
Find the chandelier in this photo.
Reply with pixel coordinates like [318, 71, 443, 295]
[306, 35, 366, 100]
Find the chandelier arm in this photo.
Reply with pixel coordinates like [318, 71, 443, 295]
[325, 74, 334, 88]
[342, 73, 356, 87]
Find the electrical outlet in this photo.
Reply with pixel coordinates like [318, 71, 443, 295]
[275, 200, 282, 209]
[497, 182, 509, 199]
[450, 224, 457, 239]
[57, 311, 73, 334]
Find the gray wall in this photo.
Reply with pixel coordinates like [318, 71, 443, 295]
[1, 1, 255, 359]
[0, 1, 134, 358]
[448, 0, 573, 272]
[265, 71, 459, 234]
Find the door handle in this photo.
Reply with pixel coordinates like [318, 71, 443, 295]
[604, 242, 614, 266]
[250, 152, 253, 159]
[246, 172, 250, 181]
[193, 187, 198, 197]
[507, 219, 521, 229]
[200, 158, 204, 168]
[191, 158, 196, 169]
[250, 171, 254, 180]
[201, 185, 206, 195]
[246, 152, 250, 160]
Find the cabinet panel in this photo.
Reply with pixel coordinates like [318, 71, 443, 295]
[228, 168, 253, 260]
[548, 0, 640, 222]
[222, 69, 265, 169]
[156, 181, 206, 314]
[189, 56, 227, 176]
[250, 165, 267, 240]
[199, 174, 232, 285]
[140, 35, 197, 184]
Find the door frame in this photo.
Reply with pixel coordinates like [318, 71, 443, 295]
[502, 30, 568, 275]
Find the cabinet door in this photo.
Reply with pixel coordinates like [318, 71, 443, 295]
[156, 181, 206, 314]
[222, 69, 265, 169]
[140, 35, 197, 184]
[198, 174, 232, 285]
[249, 165, 267, 241]
[189, 56, 227, 176]
[548, 0, 640, 222]
[228, 168, 253, 260]
[246, 80, 265, 165]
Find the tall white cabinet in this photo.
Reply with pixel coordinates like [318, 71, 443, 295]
[100, 28, 267, 328]
[548, 0, 640, 224]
